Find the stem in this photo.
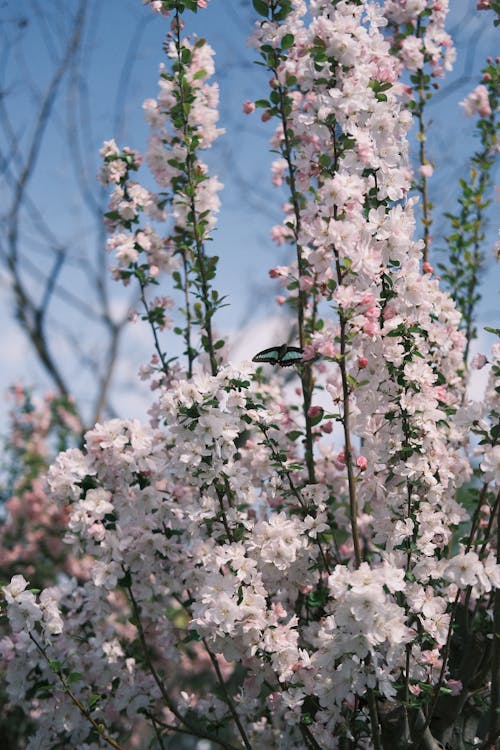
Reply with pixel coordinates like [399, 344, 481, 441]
[413, 16, 432, 266]
[415, 483, 499, 747]
[367, 687, 382, 750]
[488, 494, 500, 745]
[416, 71, 431, 265]
[337, 309, 362, 568]
[271, 50, 315, 484]
[147, 713, 241, 750]
[139, 278, 170, 374]
[260, 423, 332, 574]
[462, 166, 489, 365]
[148, 713, 167, 750]
[125, 577, 235, 750]
[174, 6, 218, 377]
[299, 723, 323, 750]
[465, 481, 491, 553]
[479, 489, 500, 558]
[412, 591, 460, 750]
[215, 483, 234, 542]
[181, 250, 195, 379]
[29, 633, 129, 750]
[202, 637, 253, 750]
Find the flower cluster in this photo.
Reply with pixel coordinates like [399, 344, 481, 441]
[99, 15, 224, 376]
[248, 0, 499, 743]
[1, 2, 499, 749]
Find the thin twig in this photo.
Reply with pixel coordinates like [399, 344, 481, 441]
[29, 632, 129, 750]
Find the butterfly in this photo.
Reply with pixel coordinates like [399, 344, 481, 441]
[252, 344, 303, 367]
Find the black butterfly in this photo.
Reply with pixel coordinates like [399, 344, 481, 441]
[252, 344, 303, 367]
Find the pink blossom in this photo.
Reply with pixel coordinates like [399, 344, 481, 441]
[317, 341, 337, 358]
[242, 100, 255, 114]
[307, 405, 323, 419]
[460, 85, 492, 117]
[270, 224, 290, 245]
[269, 265, 289, 279]
[419, 164, 434, 178]
[445, 679, 463, 696]
[302, 344, 316, 362]
[356, 456, 368, 471]
[471, 353, 488, 370]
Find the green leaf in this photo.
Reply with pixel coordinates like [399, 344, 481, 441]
[281, 33, 295, 50]
[88, 694, 101, 709]
[308, 408, 324, 426]
[252, 0, 269, 17]
[183, 629, 201, 643]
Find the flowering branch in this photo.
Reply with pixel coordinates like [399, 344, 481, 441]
[100, 0, 224, 379]
[438, 60, 500, 364]
[170, 4, 222, 376]
[383, 0, 456, 266]
[124, 574, 241, 750]
[28, 633, 129, 750]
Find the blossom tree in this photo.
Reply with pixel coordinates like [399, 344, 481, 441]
[1, 1, 499, 749]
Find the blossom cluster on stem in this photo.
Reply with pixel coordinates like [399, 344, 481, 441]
[1, 2, 500, 749]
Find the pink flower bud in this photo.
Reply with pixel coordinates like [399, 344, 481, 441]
[363, 320, 376, 336]
[276, 295, 286, 305]
[419, 164, 434, 178]
[422, 261, 434, 274]
[322, 421, 333, 434]
[357, 356, 368, 369]
[242, 100, 255, 114]
[307, 405, 323, 419]
[356, 456, 368, 471]
[261, 110, 272, 122]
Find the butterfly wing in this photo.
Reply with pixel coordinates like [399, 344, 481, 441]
[278, 346, 303, 367]
[252, 347, 281, 366]
[252, 345, 303, 367]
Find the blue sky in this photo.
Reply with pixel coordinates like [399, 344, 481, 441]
[0, 0, 498, 425]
